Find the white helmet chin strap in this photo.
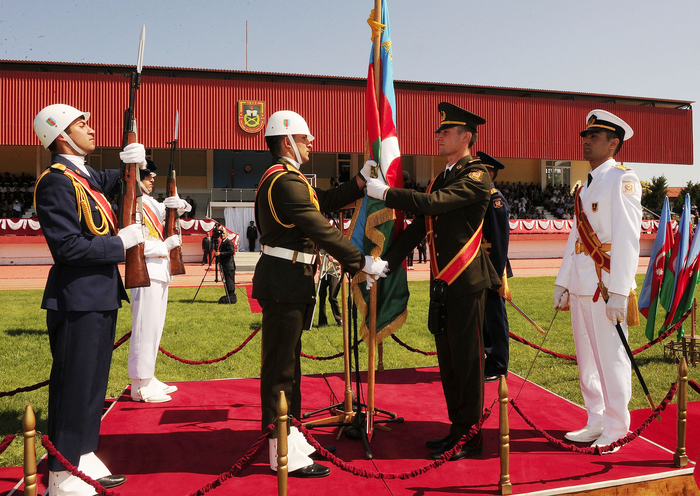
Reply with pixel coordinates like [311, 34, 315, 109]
[287, 134, 302, 168]
[60, 131, 86, 156]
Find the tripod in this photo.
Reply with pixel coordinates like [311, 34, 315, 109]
[191, 257, 216, 303]
[192, 255, 238, 303]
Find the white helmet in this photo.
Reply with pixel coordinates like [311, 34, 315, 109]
[265, 110, 314, 166]
[265, 110, 314, 141]
[34, 104, 90, 153]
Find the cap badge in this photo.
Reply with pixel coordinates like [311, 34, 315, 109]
[440, 111, 446, 123]
[46, 117, 57, 127]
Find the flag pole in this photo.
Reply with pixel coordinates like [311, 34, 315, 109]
[365, 0, 383, 443]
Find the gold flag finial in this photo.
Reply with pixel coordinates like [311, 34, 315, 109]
[367, 9, 385, 42]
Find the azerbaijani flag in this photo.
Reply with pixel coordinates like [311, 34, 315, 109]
[658, 194, 691, 330]
[662, 194, 699, 335]
[638, 197, 673, 340]
[348, 0, 409, 342]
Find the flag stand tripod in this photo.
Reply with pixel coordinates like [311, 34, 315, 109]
[302, 211, 403, 459]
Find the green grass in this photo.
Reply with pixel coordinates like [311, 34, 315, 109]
[0, 277, 692, 467]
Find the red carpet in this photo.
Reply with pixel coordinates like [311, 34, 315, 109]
[2, 368, 697, 496]
[243, 283, 261, 313]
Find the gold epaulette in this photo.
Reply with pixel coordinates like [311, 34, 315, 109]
[491, 187, 498, 194]
[614, 163, 632, 171]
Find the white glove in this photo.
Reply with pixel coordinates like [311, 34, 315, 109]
[164, 196, 188, 210]
[365, 273, 376, 291]
[362, 255, 389, 278]
[120, 143, 148, 169]
[360, 160, 376, 182]
[366, 176, 389, 200]
[164, 235, 181, 251]
[606, 293, 628, 325]
[117, 223, 144, 250]
[553, 285, 569, 309]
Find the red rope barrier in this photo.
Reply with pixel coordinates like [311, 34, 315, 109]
[0, 380, 50, 398]
[509, 382, 677, 455]
[509, 311, 690, 363]
[0, 434, 16, 456]
[158, 327, 260, 365]
[300, 339, 362, 361]
[292, 401, 495, 479]
[689, 379, 700, 395]
[186, 424, 274, 496]
[390, 334, 437, 356]
[113, 331, 131, 349]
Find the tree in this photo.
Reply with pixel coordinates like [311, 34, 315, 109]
[641, 175, 668, 212]
[674, 181, 700, 216]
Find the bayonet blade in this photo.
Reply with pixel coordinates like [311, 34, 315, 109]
[174, 111, 179, 142]
[136, 25, 146, 73]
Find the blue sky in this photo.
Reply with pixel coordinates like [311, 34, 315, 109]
[1, 0, 698, 184]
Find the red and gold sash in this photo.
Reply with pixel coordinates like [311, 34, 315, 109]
[35, 164, 117, 235]
[142, 200, 165, 240]
[574, 188, 611, 282]
[424, 173, 483, 286]
[256, 162, 320, 229]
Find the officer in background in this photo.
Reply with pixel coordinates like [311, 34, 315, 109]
[317, 250, 342, 327]
[253, 110, 388, 478]
[201, 231, 213, 265]
[477, 152, 512, 382]
[366, 102, 501, 461]
[553, 110, 642, 454]
[216, 231, 237, 304]
[247, 220, 258, 252]
[33, 104, 146, 495]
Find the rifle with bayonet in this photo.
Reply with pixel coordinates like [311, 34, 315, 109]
[165, 110, 186, 275]
[118, 24, 150, 289]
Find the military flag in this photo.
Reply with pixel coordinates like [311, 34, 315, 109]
[658, 194, 691, 329]
[662, 195, 699, 335]
[638, 197, 673, 340]
[348, 0, 409, 342]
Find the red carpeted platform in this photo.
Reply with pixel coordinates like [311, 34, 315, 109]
[3, 368, 697, 496]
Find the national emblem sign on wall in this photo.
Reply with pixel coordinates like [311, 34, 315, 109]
[238, 101, 265, 133]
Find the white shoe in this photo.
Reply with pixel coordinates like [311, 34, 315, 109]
[153, 377, 178, 395]
[48, 470, 95, 496]
[591, 434, 620, 454]
[130, 378, 172, 403]
[564, 424, 603, 443]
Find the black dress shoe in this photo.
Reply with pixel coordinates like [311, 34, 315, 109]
[288, 462, 331, 478]
[97, 475, 127, 489]
[309, 445, 336, 460]
[425, 434, 454, 450]
[430, 437, 483, 461]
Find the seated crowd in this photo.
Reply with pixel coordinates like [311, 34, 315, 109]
[0, 171, 36, 219]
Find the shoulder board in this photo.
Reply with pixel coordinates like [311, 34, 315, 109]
[51, 164, 67, 173]
[490, 188, 498, 195]
[614, 163, 632, 171]
[467, 158, 482, 165]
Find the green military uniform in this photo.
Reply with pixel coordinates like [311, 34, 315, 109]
[253, 157, 365, 434]
[384, 155, 501, 448]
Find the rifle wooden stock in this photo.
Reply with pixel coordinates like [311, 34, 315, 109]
[165, 170, 186, 275]
[120, 130, 150, 289]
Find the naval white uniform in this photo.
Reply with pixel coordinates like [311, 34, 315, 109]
[129, 193, 177, 382]
[555, 157, 642, 440]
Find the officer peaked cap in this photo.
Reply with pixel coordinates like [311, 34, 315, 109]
[580, 109, 634, 141]
[435, 102, 486, 132]
[476, 151, 505, 171]
[139, 158, 157, 180]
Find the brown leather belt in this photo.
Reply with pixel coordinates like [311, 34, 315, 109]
[575, 241, 611, 256]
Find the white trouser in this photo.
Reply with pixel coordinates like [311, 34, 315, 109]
[129, 280, 168, 379]
[269, 426, 314, 472]
[48, 452, 110, 496]
[570, 294, 632, 440]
